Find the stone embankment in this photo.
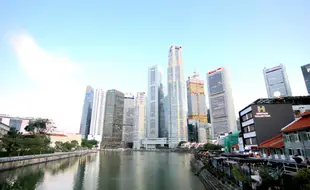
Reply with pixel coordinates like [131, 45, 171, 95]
[190, 158, 240, 190]
[0, 150, 98, 172]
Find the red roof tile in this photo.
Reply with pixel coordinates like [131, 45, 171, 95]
[259, 134, 284, 148]
[281, 112, 310, 132]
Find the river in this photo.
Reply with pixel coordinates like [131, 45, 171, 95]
[0, 151, 205, 190]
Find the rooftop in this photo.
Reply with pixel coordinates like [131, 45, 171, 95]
[253, 96, 310, 105]
[281, 111, 310, 132]
[259, 134, 284, 148]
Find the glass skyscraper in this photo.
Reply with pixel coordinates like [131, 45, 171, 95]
[167, 45, 188, 147]
[263, 64, 292, 98]
[101, 89, 124, 148]
[301, 64, 310, 94]
[79, 85, 94, 139]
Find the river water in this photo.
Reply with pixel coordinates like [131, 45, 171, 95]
[0, 151, 205, 190]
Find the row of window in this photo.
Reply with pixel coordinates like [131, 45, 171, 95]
[245, 137, 257, 145]
[283, 132, 310, 143]
[243, 124, 255, 133]
[241, 112, 253, 122]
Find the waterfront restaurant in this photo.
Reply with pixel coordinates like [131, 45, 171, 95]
[259, 134, 285, 160]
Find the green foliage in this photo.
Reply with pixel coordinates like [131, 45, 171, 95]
[232, 166, 246, 182]
[81, 139, 98, 149]
[257, 167, 281, 190]
[0, 127, 54, 156]
[54, 140, 80, 152]
[24, 118, 54, 134]
[296, 168, 310, 190]
[203, 143, 223, 150]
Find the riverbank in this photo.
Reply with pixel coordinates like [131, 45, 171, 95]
[102, 148, 192, 153]
[190, 157, 241, 190]
[0, 150, 98, 172]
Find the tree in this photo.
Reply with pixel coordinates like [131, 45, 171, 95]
[203, 143, 223, 150]
[296, 168, 310, 190]
[81, 139, 98, 149]
[70, 140, 79, 149]
[24, 118, 55, 135]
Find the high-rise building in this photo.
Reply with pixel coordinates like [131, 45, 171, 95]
[207, 67, 237, 138]
[88, 89, 106, 143]
[79, 85, 94, 139]
[187, 71, 208, 142]
[123, 93, 135, 147]
[159, 96, 168, 138]
[101, 89, 124, 148]
[167, 45, 188, 147]
[147, 65, 164, 138]
[301, 64, 310, 94]
[263, 64, 292, 98]
[133, 92, 147, 149]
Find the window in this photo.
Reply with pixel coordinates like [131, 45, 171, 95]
[289, 135, 295, 143]
[243, 127, 248, 133]
[297, 149, 302, 156]
[289, 149, 293, 155]
[295, 134, 300, 142]
[151, 86, 156, 100]
[251, 137, 257, 145]
[245, 138, 251, 145]
[249, 125, 255, 132]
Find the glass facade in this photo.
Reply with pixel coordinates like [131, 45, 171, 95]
[79, 86, 94, 139]
[301, 64, 310, 94]
[9, 119, 22, 131]
[208, 72, 224, 95]
[102, 90, 124, 148]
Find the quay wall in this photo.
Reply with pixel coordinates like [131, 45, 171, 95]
[0, 150, 98, 172]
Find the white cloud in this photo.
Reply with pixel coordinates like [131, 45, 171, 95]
[3, 32, 85, 133]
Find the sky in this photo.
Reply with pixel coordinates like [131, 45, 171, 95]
[1, 0, 310, 133]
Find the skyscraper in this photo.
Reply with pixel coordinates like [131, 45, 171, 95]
[187, 71, 208, 142]
[133, 92, 147, 149]
[167, 45, 188, 147]
[79, 85, 94, 139]
[207, 67, 237, 138]
[88, 89, 106, 143]
[147, 65, 164, 138]
[101, 89, 124, 148]
[123, 93, 135, 147]
[301, 64, 310, 94]
[263, 64, 292, 98]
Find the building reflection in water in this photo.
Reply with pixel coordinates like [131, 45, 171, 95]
[82, 152, 100, 190]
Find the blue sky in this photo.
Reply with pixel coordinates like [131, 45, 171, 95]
[1, 0, 310, 132]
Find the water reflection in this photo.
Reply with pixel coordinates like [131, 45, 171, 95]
[0, 152, 205, 190]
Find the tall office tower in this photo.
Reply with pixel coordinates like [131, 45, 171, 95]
[159, 96, 168, 138]
[167, 45, 188, 147]
[101, 89, 124, 148]
[147, 65, 164, 138]
[187, 71, 208, 142]
[133, 92, 147, 149]
[301, 64, 310, 94]
[207, 67, 237, 138]
[263, 64, 292, 98]
[123, 93, 135, 147]
[88, 89, 106, 143]
[79, 85, 94, 139]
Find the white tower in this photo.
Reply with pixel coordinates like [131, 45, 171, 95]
[167, 45, 188, 148]
[207, 67, 237, 138]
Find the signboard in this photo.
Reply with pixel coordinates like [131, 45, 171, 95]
[254, 106, 271, 118]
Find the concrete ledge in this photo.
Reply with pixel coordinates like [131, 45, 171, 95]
[0, 150, 98, 172]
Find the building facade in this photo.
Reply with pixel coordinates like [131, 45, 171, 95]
[0, 115, 34, 133]
[147, 65, 164, 138]
[187, 71, 208, 142]
[0, 122, 10, 137]
[206, 67, 237, 138]
[88, 89, 106, 143]
[123, 93, 136, 147]
[239, 101, 295, 150]
[263, 64, 292, 98]
[133, 92, 147, 149]
[301, 64, 310, 94]
[79, 85, 94, 139]
[167, 45, 188, 147]
[101, 89, 124, 148]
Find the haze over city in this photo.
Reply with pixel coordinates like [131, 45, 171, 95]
[1, 0, 310, 133]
